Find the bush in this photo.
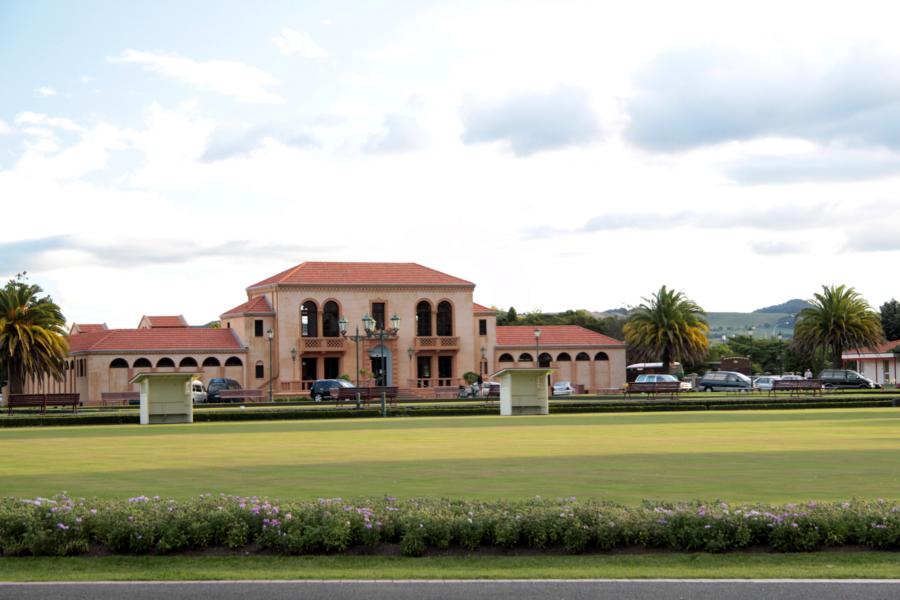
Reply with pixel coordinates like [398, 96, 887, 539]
[3, 494, 900, 556]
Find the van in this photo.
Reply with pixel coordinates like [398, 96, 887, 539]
[698, 371, 752, 392]
[191, 380, 207, 404]
[818, 369, 877, 389]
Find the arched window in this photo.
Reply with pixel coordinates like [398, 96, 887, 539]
[576, 352, 590, 361]
[538, 352, 553, 367]
[202, 357, 221, 367]
[518, 352, 534, 362]
[255, 361, 264, 379]
[225, 356, 243, 367]
[179, 357, 198, 368]
[322, 301, 340, 337]
[416, 301, 432, 336]
[301, 301, 318, 337]
[156, 357, 175, 368]
[109, 358, 129, 368]
[498, 353, 515, 362]
[133, 358, 151, 368]
[436, 301, 453, 336]
[556, 352, 572, 361]
[594, 352, 609, 361]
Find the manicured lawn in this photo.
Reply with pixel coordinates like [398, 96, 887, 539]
[2, 408, 899, 503]
[3, 553, 900, 580]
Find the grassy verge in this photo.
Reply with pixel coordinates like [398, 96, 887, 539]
[2, 553, 900, 580]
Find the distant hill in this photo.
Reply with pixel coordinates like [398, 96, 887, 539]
[753, 299, 814, 314]
[594, 299, 810, 341]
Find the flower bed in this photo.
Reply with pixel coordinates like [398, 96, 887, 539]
[1, 495, 899, 556]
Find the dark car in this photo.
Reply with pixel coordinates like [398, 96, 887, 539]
[206, 378, 242, 402]
[310, 379, 354, 402]
[818, 369, 877, 389]
[698, 371, 752, 392]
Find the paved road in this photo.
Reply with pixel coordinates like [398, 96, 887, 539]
[1, 580, 898, 600]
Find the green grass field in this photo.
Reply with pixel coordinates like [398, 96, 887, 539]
[2, 408, 899, 503]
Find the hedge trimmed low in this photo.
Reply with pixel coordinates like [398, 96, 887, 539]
[2, 495, 899, 556]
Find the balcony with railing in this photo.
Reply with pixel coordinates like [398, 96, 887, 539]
[298, 337, 346, 352]
[413, 336, 459, 351]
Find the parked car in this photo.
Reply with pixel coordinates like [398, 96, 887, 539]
[483, 381, 501, 397]
[818, 369, 878, 389]
[191, 380, 207, 404]
[206, 378, 242, 402]
[634, 373, 692, 391]
[781, 374, 804, 382]
[698, 371, 752, 392]
[552, 381, 576, 396]
[310, 378, 355, 402]
[752, 375, 781, 391]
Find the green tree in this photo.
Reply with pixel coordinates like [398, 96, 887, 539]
[880, 298, 900, 341]
[793, 285, 884, 369]
[0, 275, 68, 394]
[624, 286, 709, 374]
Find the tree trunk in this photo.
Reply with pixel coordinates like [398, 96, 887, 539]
[8, 359, 23, 394]
[832, 343, 843, 369]
[662, 347, 671, 374]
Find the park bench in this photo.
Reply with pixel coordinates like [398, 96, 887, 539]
[217, 389, 266, 403]
[336, 386, 398, 408]
[771, 379, 823, 397]
[6, 393, 80, 415]
[623, 381, 683, 399]
[101, 392, 140, 406]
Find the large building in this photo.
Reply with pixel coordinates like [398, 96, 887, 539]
[25, 262, 626, 404]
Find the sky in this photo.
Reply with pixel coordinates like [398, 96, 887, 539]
[2, 0, 900, 327]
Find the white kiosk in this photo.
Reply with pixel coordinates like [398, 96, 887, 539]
[494, 368, 553, 416]
[129, 372, 200, 425]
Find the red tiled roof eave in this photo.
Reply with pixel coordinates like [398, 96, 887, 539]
[220, 295, 274, 318]
[495, 325, 624, 348]
[248, 262, 474, 289]
[65, 327, 245, 354]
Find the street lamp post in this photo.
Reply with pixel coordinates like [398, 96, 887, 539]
[266, 328, 274, 403]
[534, 328, 541, 367]
[747, 326, 755, 376]
[776, 332, 785, 375]
[341, 313, 400, 417]
[290, 347, 297, 385]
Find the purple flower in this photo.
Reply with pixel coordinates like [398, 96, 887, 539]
[57, 523, 69, 530]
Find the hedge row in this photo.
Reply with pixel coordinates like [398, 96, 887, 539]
[2, 495, 899, 556]
[1, 398, 894, 427]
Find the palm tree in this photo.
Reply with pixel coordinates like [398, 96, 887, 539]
[0, 276, 68, 394]
[793, 284, 883, 369]
[624, 285, 709, 374]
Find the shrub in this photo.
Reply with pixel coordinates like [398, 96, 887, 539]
[2, 494, 899, 556]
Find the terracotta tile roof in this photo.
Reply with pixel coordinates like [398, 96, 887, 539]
[473, 303, 495, 313]
[139, 315, 189, 328]
[70, 323, 108, 334]
[67, 328, 244, 353]
[249, 262, 474, 288]
[496, 325, 624, 347]
[221, 295, 274, 318]
[844, 340, 900, 356]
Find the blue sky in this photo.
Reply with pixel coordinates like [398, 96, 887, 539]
[2, 0, 900, 327]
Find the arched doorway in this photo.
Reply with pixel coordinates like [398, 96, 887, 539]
[368, 345, 393, 386]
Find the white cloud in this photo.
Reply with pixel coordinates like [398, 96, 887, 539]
[108, 49, 283, 104]
[0, 119, 12, 135]
[36, 86, 57, 97]
[271, 28, 327, 58]
[15, 111, 82, 132]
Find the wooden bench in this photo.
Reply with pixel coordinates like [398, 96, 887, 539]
[6, 393, 80, 415]
[623, 381, 683, 399]
[101, 392, 140, 406]
[771, 379, 823, 397]
[336, 386, 398, 407]
[217, 389, 266, 403]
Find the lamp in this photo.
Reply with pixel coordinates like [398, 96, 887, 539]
[266, 328, 274, 403]
[390, 312, 400, 332]
[362, 313, 375, 334]
[338, 316, 349, 335]
[407, 346, 414, 359]
[534, 328, 542, 367]
[290, 347, 297, 361]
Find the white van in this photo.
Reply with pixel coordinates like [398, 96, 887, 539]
[191, 380, 207, 403]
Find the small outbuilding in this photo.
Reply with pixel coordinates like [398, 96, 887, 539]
[129, 372, 200, 425]
[493, 367, 553, 416]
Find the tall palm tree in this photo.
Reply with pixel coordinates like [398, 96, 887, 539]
[793, 284, 883, 369]
[624, 285, 709, 374]
[0, 276, 68, 394]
